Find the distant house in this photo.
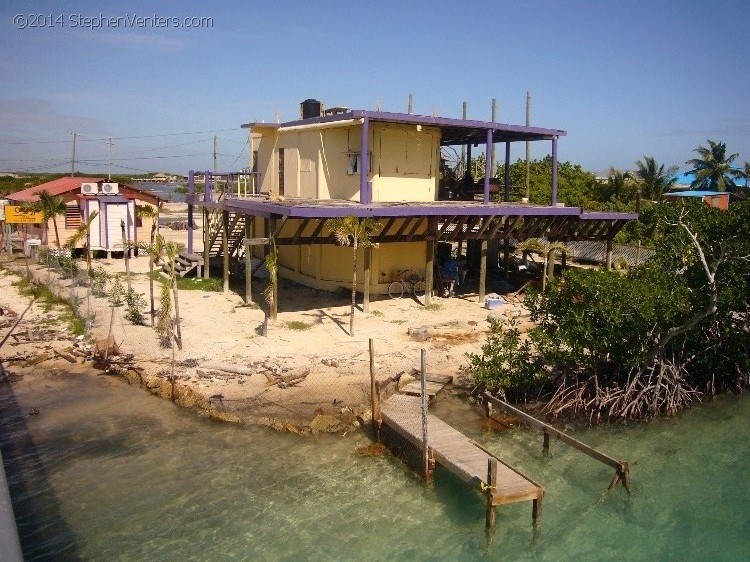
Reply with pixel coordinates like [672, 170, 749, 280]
[664, 190, 730, 211]
[6, 177, 161, 255]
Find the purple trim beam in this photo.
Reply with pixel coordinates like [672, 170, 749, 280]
[551, 136, 558, 206]
[242, 109, 566, 144]
[484, 128, 492, 204]
[360, 116, 370, 203]
[187, 170, 194, 255]
[184, 195, 638, 221]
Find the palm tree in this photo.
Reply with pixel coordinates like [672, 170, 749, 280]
[634, 156, 678, 201]
[67, 211, 99, 273]
[263, 238, 278, 324]
[163, 241, 183, 350]
[37, 190, 67, 247]
[685, 140, 741, 191]
[606, 168, 630, 200]
[139, 232, 165, 327]
[329, 216, 380, 337]
[742, 161, 750, 189]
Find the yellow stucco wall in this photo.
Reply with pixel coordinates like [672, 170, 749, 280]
[250, 120, 439, 293]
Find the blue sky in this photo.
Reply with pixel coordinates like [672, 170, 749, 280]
[1, 0, 748, 176]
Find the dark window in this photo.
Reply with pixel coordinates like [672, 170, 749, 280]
[278, 148, 285, 196]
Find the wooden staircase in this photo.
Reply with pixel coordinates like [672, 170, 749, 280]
[161, 251, 204, 278]
[207, 212, 246, 261]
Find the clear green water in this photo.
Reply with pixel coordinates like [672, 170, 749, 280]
[1, 372, 748, 561]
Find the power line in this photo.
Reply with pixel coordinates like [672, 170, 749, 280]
[0, 127, 241, 145]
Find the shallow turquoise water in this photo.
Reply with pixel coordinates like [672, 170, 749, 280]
[1, 371, 748, 561]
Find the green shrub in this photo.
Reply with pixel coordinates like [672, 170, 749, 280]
[124, 288, 147, 325]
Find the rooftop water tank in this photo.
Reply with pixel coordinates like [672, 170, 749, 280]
[301, 99, 322, 119]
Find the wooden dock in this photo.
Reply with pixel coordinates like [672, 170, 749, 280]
[380, 394, 544, 527]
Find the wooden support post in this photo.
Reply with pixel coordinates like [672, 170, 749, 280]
[561, 250, 567, 268]
[503, 238, 510, 277]
[532, 491, 543, 524]
[268, 217, 277, 322]
[543, 431, 550, 457]
[485, 458, 498, 531]
[244, 216, 252, 304]
[203, 208, 210, 279]
[369, 338, 379, 439]
[222, 210, 230, 294]
[363, 246, 371, 314]
[546, 247, 555, 285]
[485, 397, 494, 418]
[457, 239, 463, 258]
[605, 238, 613, 270]
[420, 349, 430, 479]
[478, 240, 487, 304]
[425, 239, 434, 306]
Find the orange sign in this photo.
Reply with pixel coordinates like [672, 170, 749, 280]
[4, 205, 44, 224]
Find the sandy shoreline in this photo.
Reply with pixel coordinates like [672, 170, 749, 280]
[0, 212, 532, 433]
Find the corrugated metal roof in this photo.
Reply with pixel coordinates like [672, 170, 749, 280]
[7, 176, 104, 201]
[7, 177, 160, 203]
[667, 190, 729, 197]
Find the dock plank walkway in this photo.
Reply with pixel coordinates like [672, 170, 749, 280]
[380, 394, 543, 509]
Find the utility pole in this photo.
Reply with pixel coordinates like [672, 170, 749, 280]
[408, 93, 413, 114]
[107, 137, 114, 180]
[213, 135, 218, 187]
[525, 91, 531, 201]
[70, 132, 78, 177]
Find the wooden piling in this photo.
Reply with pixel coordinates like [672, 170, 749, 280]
[244, 216, 252, 304]
[543, 431, 550, 456]
[222, 210, 230, 294]
[478, 240, 487, 303]
[606, 238, 613, 271]
[420, 349, 430, 479]
[369, 338, 379, 439]
[486, 458, 498, 531]
[425, 239, 434, 306]
[363, 246, 371, 313]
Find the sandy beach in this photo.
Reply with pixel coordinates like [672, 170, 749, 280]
[0, 203, 533, 433]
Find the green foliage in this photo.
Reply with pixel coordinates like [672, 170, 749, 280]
[283, 320, 312, 331]
[89, 267, 109, 297]
[109, 276, 124, 306]
[465, 318, 540, 400]
[467, 201, 750, 416]
[156, 281, 173, 344]
[685, 139, 742, 191]
[124, 288, 147, 325]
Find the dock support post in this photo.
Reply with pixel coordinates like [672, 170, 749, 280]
[485, 458, 498, 532]
[532, 491, 543, 526]
[222, 210, 229, 294]
[244, 216, 252, 305]
[425, 239, 434, 306]
[543, 431, 550, 457]
[478, 240, 487, 304]
[363, 246, 371, 313]
[605, 238, 613, 271]
[420, 349, 430, 479]
[370, 338, 379, 439]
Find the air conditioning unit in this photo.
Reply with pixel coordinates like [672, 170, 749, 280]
[81, 182, 99, 195]
[101, 182, 119, 195]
